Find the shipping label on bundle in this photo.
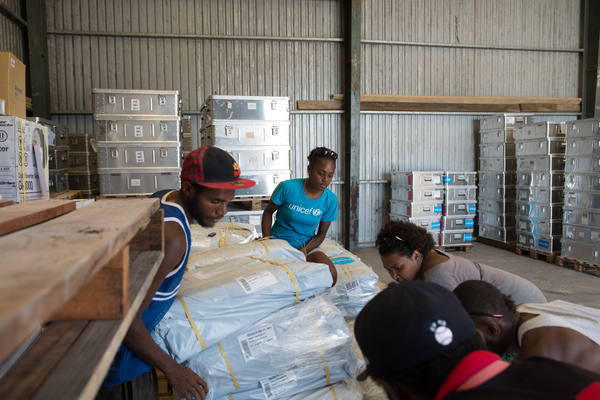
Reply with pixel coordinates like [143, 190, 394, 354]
[237, 324, 277, 362]
[260, 372, 297, 399]
[237, 270, 277, 294]
[344, 280, 363, 297]
[191, 237, 212, 248]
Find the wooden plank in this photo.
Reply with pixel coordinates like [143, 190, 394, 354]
[297, 100, 344, 110]
[331, 93, 582, 105]
[360, 101, 523, 113]
[0, 200, 14, 208]
[129, 208, 164, 253]
[50, 247, 130, 320]
[52, 190, 83, 200]
[0, 198, 159, 366]
[0, 200, 76, 236]
[0, 249, 163, 400]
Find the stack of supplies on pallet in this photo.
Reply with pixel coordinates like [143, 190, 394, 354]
[153, 237, 380, 399]
[189, 222, 258, 253]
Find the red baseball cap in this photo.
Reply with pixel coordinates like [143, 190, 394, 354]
[181, 146, 257, 190]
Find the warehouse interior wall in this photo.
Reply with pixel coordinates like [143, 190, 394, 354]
[0, 0, 584, 246]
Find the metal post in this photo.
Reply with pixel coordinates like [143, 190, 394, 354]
[583, 0, 600, 119]
[596, 33, 600, 118]
[25, 0, 51, 119]
[343, 0, 361, 251]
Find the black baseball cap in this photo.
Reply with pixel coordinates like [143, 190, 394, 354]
[354, 281, 477, 380]
[181, 146, 256, 190]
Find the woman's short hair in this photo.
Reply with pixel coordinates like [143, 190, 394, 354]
[376, 220, 435, 258]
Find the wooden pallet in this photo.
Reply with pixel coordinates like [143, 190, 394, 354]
[52, 190, 83, 200]
[96, 194, 149, 200]
[556, 257, 600, 277]
[229, 196, 271, 211]
[515, 246, 558, 264]
[476, 236, 517, 252]
[436, 245, 473, 253]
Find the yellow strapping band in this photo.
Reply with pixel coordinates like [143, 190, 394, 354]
[176, 294, 206, 350]
[249, 256, 299, 301]
[228, 394, 233, 400]
[307, 303, 331, 385]
[218, 342, 240, 389]
[338, 263, 352, 281]
[328, 384, 338, 400]
[258, 239, 269, 255]
[18, 119, 26, 202]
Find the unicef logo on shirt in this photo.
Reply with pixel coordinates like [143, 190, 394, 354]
[313, 209, 322, 217]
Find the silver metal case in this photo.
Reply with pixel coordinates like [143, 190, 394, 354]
[562, 224, 600, 245]
[478, 171, 517, 186]
[49, 170, 69, 196]
[478, 224, 516, 243]
[202, 120, 290, 146]
[201, 95, 290, 124]
[69, 151, 98, 172]
[442, 216, 474, 231]
[69, 133, 95, 152]
[97, 142, 181, 169]
[479, 143, 515, 158]
[444, 201, 477, 216]
[391, 171, 444, 186]
[514, 122, 566, 140]
[561, 239, 600, 264]
[99, 169, 181, 195]
[93, 89, 180, 116]
[515, 138, 566, 156]
[564, 173, 600, 192]
[565, 138, 600, 155]
[565, 155, 600, 173]
[517, 202, 563, 220]
[479, 199, 516, 214]
[69, 171, 100, 191]
[516, 217, 562, 236]
[479, 185, 516, 201]
[517, 155, 565, 171]
[517, 171, 565, 188]
[563, 207, 600, 228]
[234, 170, 292, 197]
[389, 200, 443, 217]
[441, 230, 473, 246]
[391, 185, 444, 202]
[221, 146, 291, 172]
[389, 215, 442, 231]
[564, 190, 600, 209]
[566, 118, 600, 139]
[479, 211, 515, 228]
[479, 156, 517, 171]
[95, 116, 181, 142]
[445, 186, 477, 201]
[49, 146, 70, 172]
[516, 186, 563, 203]
[479, 128, 515, 144]
[517, 231, 561, 252]
[442, 171, 476, 186]
[479, 114, 533, 131]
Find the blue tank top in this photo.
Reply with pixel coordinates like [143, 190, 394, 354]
[103, 189, 191, 386]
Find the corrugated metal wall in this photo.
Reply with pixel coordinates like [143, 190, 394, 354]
[44, 0, 582, 246]
[0, 0, 26, 61]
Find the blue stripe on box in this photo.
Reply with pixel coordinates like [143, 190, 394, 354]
[538, 239, 549, 249]
[468, 205, 477, 213]
[443, 176, 452, 184]
[465, 220, 474, 227]
[434, 206, 443, 213]
[464, 234, 473, 241]
[431, 221, 441, 229]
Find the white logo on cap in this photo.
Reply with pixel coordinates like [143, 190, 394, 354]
[430, 320, 453, 346]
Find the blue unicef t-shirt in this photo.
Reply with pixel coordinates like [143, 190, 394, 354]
[270, 179, 338, 249]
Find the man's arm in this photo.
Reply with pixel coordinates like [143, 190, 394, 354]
[123, 221, 208, 400]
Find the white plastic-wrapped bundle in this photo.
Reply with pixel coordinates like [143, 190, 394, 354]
[276, 381, 362, 400]
[190, 222, 257, 253]
[152, 255, 333, 363]
[323, 245, 381, 320]
[188, 239, 306, 271]
[186, 296, 357, 400]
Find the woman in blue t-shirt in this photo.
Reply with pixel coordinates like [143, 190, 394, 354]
[261, 147, 339, 286]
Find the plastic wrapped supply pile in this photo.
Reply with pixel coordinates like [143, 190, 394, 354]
[190, 222, 257, 253]
[186, 296, 361, 399]
[152, 254, 334, 363]
[188, 239, 307, 270]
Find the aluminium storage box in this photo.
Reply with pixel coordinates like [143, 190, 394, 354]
[441, 230, 473, 246]
[564, 190, 600, 209]
[391, 171, 444, 186]
[516, 202, 563, 220]
[234, 170, 291, 197]
[565, 138, 600, 155]
[48, 170, 69, 196]
[93, 89, 180, 116]
[515, 138, 566, 156]
[517, 171, 565, 188]
[389, 200, 443, 218]
[391, 185, 444, 202]
[69, 151, 98, 172]
[96, 142, 181, 169]
[479, 156, 517, 171]
[566, 118, 600, 139]
[69, 133, 95, 152]
[98, 168, 181, 196]
[442, 216, 474, 231]
[563, 207, 600, 228]
[443, 171, 477, 186]
[69, 170, 99, 192]
[479, 128, 516, 144]
[221, 146, 291, 172]
[48, 145, 70, 171]
[479, 143, 515, 158]
[389, 215, 442, 231]
[516, 186, 563, 204]
[562, 225, 600, 245]
[517, 155, 565, 172]
[564, 173, 600, 192]
[478, 171, 517, 186]
[514, 122, 566, 140]
[516, 217, 562, 236]
[517, 231, 561, 253]
[561, 239, 600, 265]
[95, 116, 181, 142]
[0, 117, 49, 203]
[443, 201, 477, 216]
[479, 211, 516, 228]
[201, 95, 289, 124]
[202, 120, 290, 147]
[479, 199, 516, 214]
[479, 114, 533, 131]
[478, 224, 516, 243]
[478, 185, 516, 201]
[445, 186, 477, 201]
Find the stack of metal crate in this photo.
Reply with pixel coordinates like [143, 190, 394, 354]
[93, 89, 182, 196]
[68, 133, 99, 198]
[562, 118, 600, 265]
[200, 95, 291, 235]
[478, 114, 533, 243]
[389, 171, 445, 246]
[29, 118, 70, 197]
[441, 172, 477, 248]
[514, 121, 566, 254]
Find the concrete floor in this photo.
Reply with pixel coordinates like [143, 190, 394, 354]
[352, 241, 600, 309]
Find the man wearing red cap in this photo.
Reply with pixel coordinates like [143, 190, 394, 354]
[97, 147, 256, 400]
